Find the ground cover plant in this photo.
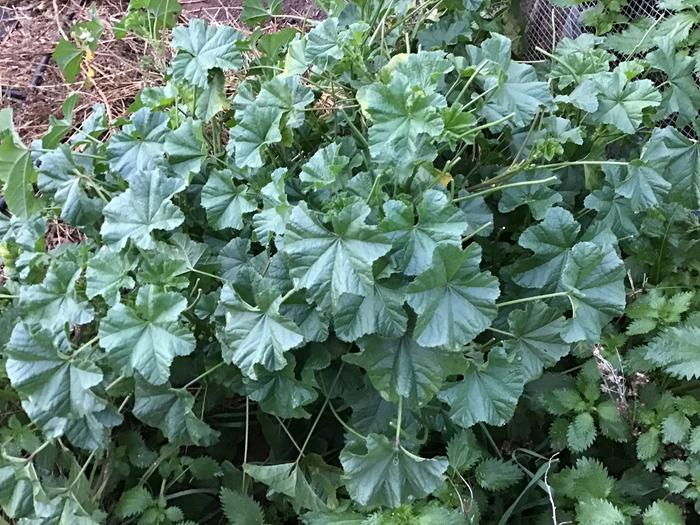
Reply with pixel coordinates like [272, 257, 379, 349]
[0, 0, 700, 523]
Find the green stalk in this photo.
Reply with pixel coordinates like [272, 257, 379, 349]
[497, 291, 570, 308]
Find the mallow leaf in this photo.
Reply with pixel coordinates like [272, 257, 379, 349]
[245, 360, 318, 419]
[407, 244, 500, 348]
[229, 105, 283, 169]
[6, 323, 107, 435]
[253, 168, 291, 241]
[99, 286, 196, 385]
[380, 189, 467, 276]
[201, 169, 257, 230]
[106, 108, 169, 180]
[101, 169, 185, 250]
[20, 260, 94, 331]
[171, 19, 243, 88]
[218, 281, 304, 379]
[502, 302, 570, 381]
[615, 161, 670, 213]
[509, 206, 580, 291]
[357, 74, 446, 163]
[561, 241, 626, 343]
[283, 201, 392, 311]
[339, 434, 448, 508]
[333, 281, 408, 342]
[588, 70, 661, 134]
[256, 75, 314, 129]
[85, 247, 136, 307]
[438, 347, 524, 428]
[165, 118, 206, 179]
[345, 335, 461, 406]
[133, 378, 218, 446]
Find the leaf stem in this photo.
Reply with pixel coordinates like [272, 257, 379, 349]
[497, 291, 569, 308]
[295, 363, 344, 464]
[487, 326, 516, 338]
[327, 400, 366, 441]
[394, 396, 403, 449]
[165, 488, 218, 500]
[184, 361, 225, 389]
[454, 176, 557, 203]
[72, 335, 100, 358]
[0, 294, 18, 299]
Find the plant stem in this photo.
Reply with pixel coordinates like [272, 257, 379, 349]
[488, 326, 516, 338]
[497, 291, 569, 308]
[165, 488, 218, 501]
[296, 364, 345, 464]
[454, 176, 557, 203]
[0, 294, 18, 299]
[184, 361, 225, 389]
[72, 335, 100, 358]
[394, 396, 403, 449]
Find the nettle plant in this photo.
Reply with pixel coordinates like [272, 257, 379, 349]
[1, 0, 700, 522]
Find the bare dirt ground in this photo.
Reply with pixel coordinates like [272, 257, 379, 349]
[0, 0, 320, 141]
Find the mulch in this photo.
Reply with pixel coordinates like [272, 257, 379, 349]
[0, 0, 321, 143]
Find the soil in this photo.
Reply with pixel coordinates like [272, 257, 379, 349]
[0, 0, 320, 142]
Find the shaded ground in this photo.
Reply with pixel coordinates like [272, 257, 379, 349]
[0, 0, 321, 142]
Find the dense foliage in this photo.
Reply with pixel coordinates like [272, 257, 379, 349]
[1, 0, 700, 523]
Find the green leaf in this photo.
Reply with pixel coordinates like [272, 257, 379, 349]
[584, 167, 640, 237]
[133, 378, 219, 446]
[645, 321, 700, 380]
[53, 38, 83, 83]
[446, 429, 484, 471]
[6, 324, 109, 438]
[195, 70, 230, 121]
[171, 19, 243, 88]
[334, 280, 408, 341]
[165, 118, 206, 178]
[299, 143, 350, 191]
[561, 241, 626, 343]
[201, 169, 257, 230]
[85, 247, 136, 306]
[218, 281, 304, 378]
[256, 75, 314, 129]
[345, 335, 461, 406]
[615, 161, 670, 213]
[242, 0, 281, 25]
[503, 302, 570, 381]
[380, 190, 467, 276]
[550, 457, 614, 501]
[0, 130, 40, 219]
[662, 412, 691, 444]
[567, 412, 597, 452]
[474, 458, 524, 491]
[99, 286, 195, 385]
[646, 39, 700, 126]
[245, 361, 318, 418]
[407, 244, 499, 347]
[115, 486, 154, 519]
[357, 74, 446, 163]
[481, 62, 552, 129]
[106, 108, 170, 180]
[253, 168, 290, 241]
[283, 201, 391, 310]
[37, 146, 102, 226]
[229, 105, 283, 169]
[641, 126, 700, 208]
[498, 171, 562, 220]
[101, 169, 185, 250]
[339, 434, 448, 508]
[305, 18, 344, 70]
[438, 347, 524, 427]
[20, 260, 94, 331]
[576, 498, 626, 525]
[588, 70, 661, 134]
[509, 206, 581, 291]
[643, 500, 685, 525]
[220, 488, 266, 525]
[244, 457, 338, 512]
